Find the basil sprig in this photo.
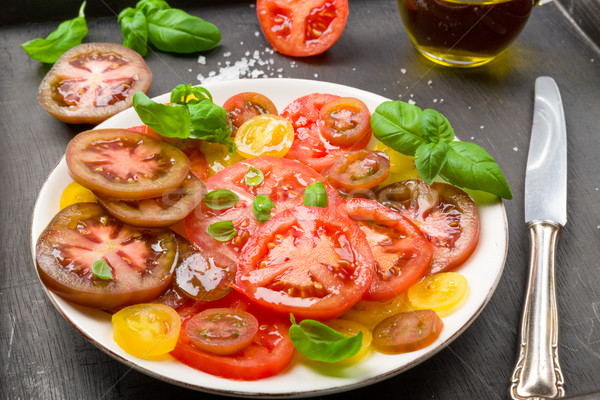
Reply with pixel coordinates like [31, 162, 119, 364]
[21, 1, 88, 63]
[289, 315, 363, 363]
[207, 221, 237, 242]
[203, 189, 239, 210]
[92, 259, 113, 280]
[304, 182, 328, 208]
[371, 101, 513, 199]
[253, 195, 275, 223]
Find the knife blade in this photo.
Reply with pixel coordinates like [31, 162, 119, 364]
[510, 76, 567, 400]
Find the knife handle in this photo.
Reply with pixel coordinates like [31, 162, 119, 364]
[510, 221, 565, 399]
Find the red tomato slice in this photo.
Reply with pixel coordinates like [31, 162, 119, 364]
[326, 150, 391, 192]
[376, 180, 480, 274]
[256, 0, 349, 57]
[320, 97, 372, 146]
[372, 309, 444, 354]
[339, 198, 434, 302]
[35, 203, 178, 310]
[223, 92, 278, 135]
[38, 43, 152, 124]
[235, 206, 374, 321]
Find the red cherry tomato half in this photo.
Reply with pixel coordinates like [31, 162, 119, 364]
[372, 309, 444, 354]
[339, 198, 434, 301]
[66, 129, 191, 200]
[320, 97, 372, 146]
[38, 43, 152, 124]
[35, 203, 178, 310]
[377, 180, 480, 274]
[256, 0, 349, 57]
[326, 150, 391, 192]
[235, 206, 374, 320]
[223, 92, 278, 135]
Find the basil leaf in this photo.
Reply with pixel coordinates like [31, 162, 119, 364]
[414, 142, 449, 185]
[146, 8, 221, 54]
[371, 100, 425, 155]
[419, 108, 454, 143]
[118, 8, 148, 56]
[304, 182, 327, 208]
[170, 84, 212, 104]
[441, 141, 513, 199]
[134, 0, 170, 16]
[92, 259, 113, 280]
[132, 92, 191, 139]
[253, 195, 275, 223]
[204, 189, 239, 210]
[245, 167, 264, 186]
[188, 100, 235, 153]
[207, 221, 237, 242]
[289, 315, 363, 363]
[20, 1, 88, 64]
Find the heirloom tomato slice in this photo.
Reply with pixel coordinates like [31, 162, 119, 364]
[35, 203, 178, 310]
[339, 198, 434, 302]
[256, 0, 349, 57]
[234, 115, 295, 159]
[320, 97, 372, 146]
[66, 129, 190, 200]
[377, 180, 480, 274]
[38, 43, 152, 124]
[372, 309, 444, 354]
[223, 92, 278, 135]
[326, 150, 391, 192]
[235, 206, 374, 321]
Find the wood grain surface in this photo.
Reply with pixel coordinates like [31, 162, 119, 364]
[1, 1, 599, 399]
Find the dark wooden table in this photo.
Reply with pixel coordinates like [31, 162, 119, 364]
[2, 1, 599, 399]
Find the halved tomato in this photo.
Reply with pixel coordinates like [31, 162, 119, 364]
[35, 203, 178, 310]
[234, 115, 295, 158]
[256, 0, 349, 57]
[372, 309, 444, 354]
[320, 97, 372, 146]
[235, 206, 374, 320]
[376, 180, 480, 274]
[223, 92, 278, 135]
[38, 42, 152, 124]
[66, 129, 190, 200]
[326, 150, 390, 192]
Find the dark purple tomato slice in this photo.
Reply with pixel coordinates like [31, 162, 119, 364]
[35, 203, 178, 310]
[372, 309, 444, 354]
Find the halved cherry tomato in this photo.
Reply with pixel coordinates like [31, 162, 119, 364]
[320, 97, 372, 146]
[38, 43, 152, 124]
[407, 272, 468, 314]
[339, 198, 434, 302]
[234, 115, 294, 158]
[377, 180, 480, 274]
[35, 203, 178, 309]
[223, 92, 278, 135]
[372, 309, 444, 354]
[59, 181, 96, 209]
[340, 295, 411, 330]
[235, 206, 374, 320]
[95, 174, 206, 228]
[185, 308, 259, 355]
[112, 303, 181, 358]
[324, 319, 373, 363]
[256, 0, 349, 57]
[66, 129, 190, 200]
[200, 141, 246, 176]
[326, 150, 390, 192]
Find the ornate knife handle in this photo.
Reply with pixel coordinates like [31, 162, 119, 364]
[510, 221, 565, 399]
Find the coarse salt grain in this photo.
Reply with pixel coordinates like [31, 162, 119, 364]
[198, 55, 206, 65]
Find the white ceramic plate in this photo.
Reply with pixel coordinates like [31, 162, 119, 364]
[30, 78, 508, 397]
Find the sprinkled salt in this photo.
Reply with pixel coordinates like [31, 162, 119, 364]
[314, 73, 319, 78]
[480, 125, 485, 129]
[223, 51, 231, 57]
[433, 99, 438, 103]
[513, 147, 518, 151]
[197, 55, 206, 65]
[255, 31, 260, 37]
[401, 68, 406, 74]
[408, 99, 416, 105]
[470, 136, 475, 140]
[427, 80, 432, 85]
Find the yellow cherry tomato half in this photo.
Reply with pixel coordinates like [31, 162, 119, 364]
[200, 141, 245, 176]
[234, 114, 294, 158]
[407, 272, 468, 315]
[325, 319, 373, 363]
[340, 294, 411, 330]
[370, 142, 419, 174]
[112, 303, 182, 358]
[59, 181, 96, 209]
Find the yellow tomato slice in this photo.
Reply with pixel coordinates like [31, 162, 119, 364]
[59, 181, 96, 209]
[340, 294, 411, 330]
[112, 303, 181, 358]
[325, 319, 373, 363]
[200, 141, 245, 176]
[234, 114, 294, 158]
[407, 272, 468, 315]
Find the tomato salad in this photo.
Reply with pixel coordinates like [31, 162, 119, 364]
[35, 88, 479, 381]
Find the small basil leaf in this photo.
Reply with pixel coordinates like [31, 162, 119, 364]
[207, 221, 237, 242]
[135, 0, 170, 16]
[371, 100, 425, 156]
[92, 259, 113, 280]
[21, 1, 88, 64]
[419, 108, 454, 143]
[204, 189, 239, 210]
[245, 167, 264, 187]
[289, 315, 363, 363]
[188, 100, 235, 152]
[441, 141, 513, 199]
[170, 84, 212, 104]
[132, 91, 191, 138]
[118, 8, 148, 56]
[304, 182, 327, 208]
[414, 142, 449, 185]
[253, 194, 275, 223]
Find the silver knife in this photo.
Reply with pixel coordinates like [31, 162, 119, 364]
[510, 76, 567, 399]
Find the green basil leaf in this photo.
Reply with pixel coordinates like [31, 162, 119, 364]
[245, 167, 264, 187]
[441, 141, 513, 199]
[253, 194, 275, 223]
[371, 100, 425, 156]
[132, 91, 191, 138]
[146, 8, 221, 54]
[188, 100, 235, 153]
[204, 189, 239, 210]
[92, 259, 113, 280]
[21, 1, 88, 63]
[304, 182, 327, 208]
[118, 8, 148, 56]
[170, 84, 212, 104]
[207, 221, 237, 242]
[289, 315, 363, 363]
[414, 142, 449, 185]
[135, 0, 170, 16]
[419, 108, 454, 143]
